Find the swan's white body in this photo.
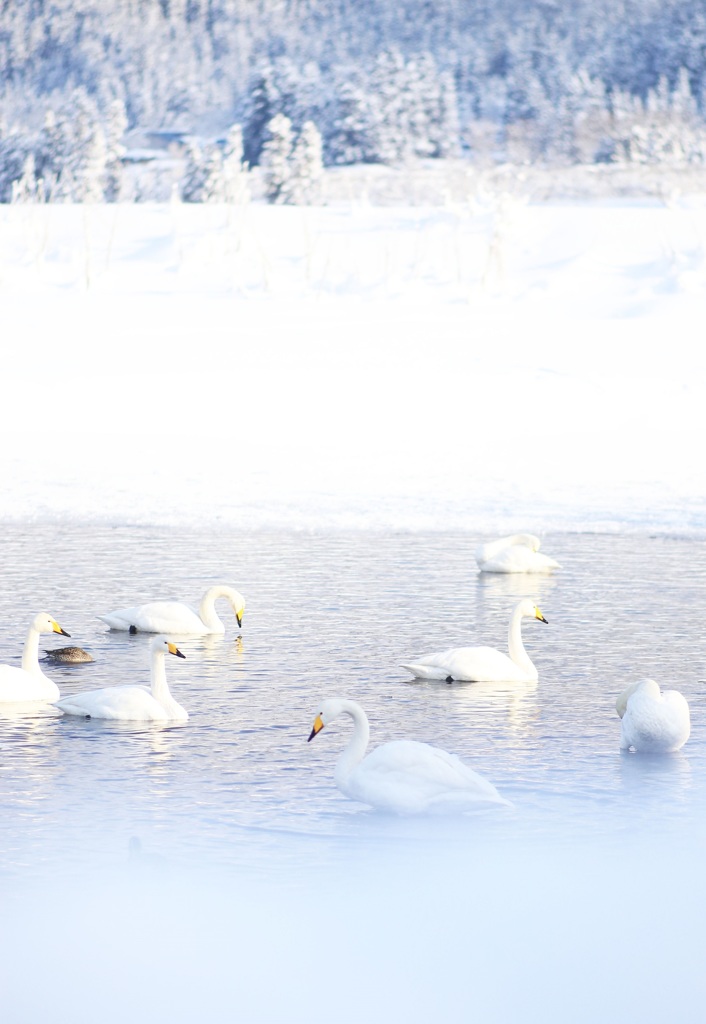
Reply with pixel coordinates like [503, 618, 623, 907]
[308, 698, 508, 814]
[54, 638, 188, 722]
[402, 599, 547, 683]
[475, 534, 560, 573]
[98, 585, 245, 635]
[617, 679, 690, 753]
[0, 613, 70, 703]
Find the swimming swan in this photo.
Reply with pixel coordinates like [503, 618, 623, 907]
[475, 534, 560, 573]
[54, 637, 188, 721]
[402, 599, 548, 683]
[617, 679, 690, 753]
[308, 698, 508, 814]
[0, 613, 70, 703]
[98, 584, 245, 635]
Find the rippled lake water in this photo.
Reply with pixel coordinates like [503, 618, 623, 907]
[3, 523, 706, 1021]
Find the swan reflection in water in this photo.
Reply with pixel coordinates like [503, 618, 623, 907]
[618, 745, 693, 813]
[409, 675, 540, 740]
[476, 569, 559, 602]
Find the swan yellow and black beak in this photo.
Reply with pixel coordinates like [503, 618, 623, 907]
[535, 607, 548, 624]
[308, 714, 324, 743]
[52, 621, 71, 638]
[236, 610, 243, 629]
[167, 642, 186, 660]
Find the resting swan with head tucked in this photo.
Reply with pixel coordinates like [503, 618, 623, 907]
[402, 599, 548, 683]
[475, 534, 560, 573]
[54, 637, 188, 721]
[98, 584, 245, 635]
[0, 613, 70, 703]
[308, 698, 508, 814]
[616, 679, 690, 753]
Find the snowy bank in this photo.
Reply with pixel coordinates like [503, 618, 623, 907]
[2, 200, 705, 533]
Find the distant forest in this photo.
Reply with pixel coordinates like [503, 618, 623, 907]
[2, 0, 706, 201]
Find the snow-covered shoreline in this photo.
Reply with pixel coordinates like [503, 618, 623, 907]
[4, 201, 705, 534]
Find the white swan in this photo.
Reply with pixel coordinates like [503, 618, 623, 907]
[402, 599, 548, 683]
[0, 613, 71, 703]
[308, 698, 508, 814]
[617, 679, 690, 753]
[475, 534, 560, 573]
[98, 584, 245, 635]
[54, 637, 188, 722]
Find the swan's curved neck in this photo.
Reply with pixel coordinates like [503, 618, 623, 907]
[334, 701, 370, 788]
[198, 587, 233, 631]
[508, 607, 534, 672]
[149, 649, 172, 706]
[21, 625, 40, 672]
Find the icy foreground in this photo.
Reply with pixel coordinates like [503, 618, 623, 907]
[4, 840, 705, 1024]
[2, 199, 705, 532]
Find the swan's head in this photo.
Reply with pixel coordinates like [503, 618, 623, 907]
[515, 534, 541, 552]
[307, 698, 347, 742]
[615, 679, 658, 717]
[225, 589, 246, 629]
[516, 599, 548, 624]
[152, 637, 186, 660]
[32, 613, 70, 637]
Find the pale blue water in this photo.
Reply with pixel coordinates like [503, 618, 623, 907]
[2, 524, 706, 1021]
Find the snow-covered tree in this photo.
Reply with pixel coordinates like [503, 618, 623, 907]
[289, 120, 323, 204]
[242, 62, 283, 167]
[327, 81, 372, 165]
[201, 144, 227, 202]
[10, 153, 41, 203]
[180, 140, 209, 201]
[0, 128, 32, 203]
[36, 91, 106, 201]
[260, 113, 294, 204]
[221, 124, 250, 204]
[77, 125, 108, 201]
[104, 98, 128, 201]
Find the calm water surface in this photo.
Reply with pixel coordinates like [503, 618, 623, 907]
[1, 524, 705, 878]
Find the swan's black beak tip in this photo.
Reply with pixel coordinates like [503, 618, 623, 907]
[307, 728, 317, 742]
[60, 628, 71, 638]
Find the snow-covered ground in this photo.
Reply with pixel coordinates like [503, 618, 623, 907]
[2, 196, 706, 533]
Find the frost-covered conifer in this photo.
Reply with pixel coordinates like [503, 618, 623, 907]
[180, 140, 208, 201]
[260, 113, 294, 203]
[433, 70, 462, 158]
[201, 144, 226, 201]
[221, 124, 250, 204]
[327, 81, 371, 165]
[0, 128, 31, 203]
[243, 62, 282, 167]
[289, 120, 323, 204]
[77, 125, 108, 201]
[104, 99, 128, 202]
[36, 91, 105, 201]
[10, 153, 40, 203]
[366, 49, 410, 163]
